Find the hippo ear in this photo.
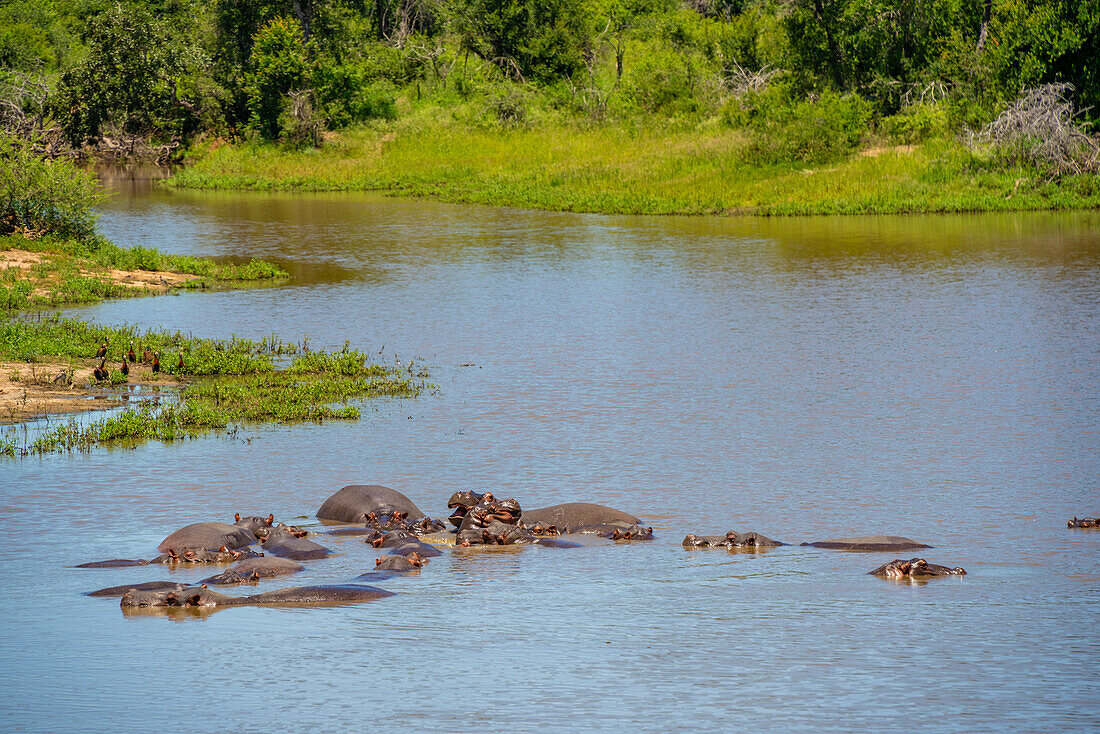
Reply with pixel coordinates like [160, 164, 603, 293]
[376, 558, 382, 566]
[484, 492, 494, 502]
[235, 513, 242, 522]
[265, 514, 274, 525]
[219, 545, 229, 553]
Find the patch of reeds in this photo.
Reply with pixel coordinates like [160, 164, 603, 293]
[2, 316, 429, 455]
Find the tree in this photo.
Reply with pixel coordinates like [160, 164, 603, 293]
[452, 0, 591, 82]
[244, 17, 310, 138]
[52, 2, 208, 145]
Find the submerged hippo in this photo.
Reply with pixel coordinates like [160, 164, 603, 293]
[566, 523, 654, 540]
[76, 545, 260, 568]
[233, 513, 275, 537]
[261, 534, 332, 561]
[801, 535, 931, 552]
[375, 553, 427, 571]
[157, 522, 256, 554]
[87, 581, 187, 597]
[870, 558, 967, 579]
[521, 503, 641, 528]
[683, 530, 785, 549]
[201, 556, 305, 585]
[1068, 517, 1100, 529]
[120, 583, 394, 611]
[316, 485, 426, 523]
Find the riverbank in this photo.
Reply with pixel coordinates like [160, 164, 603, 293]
[0, 234, 288, 309]
[0, 316, 427, 453]
[169, 124, 1100, 216]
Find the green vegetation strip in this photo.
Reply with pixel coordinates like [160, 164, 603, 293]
[170, 128, 1100, 216]
[0, 317, 427, 456]
[1, 233, 288, 310]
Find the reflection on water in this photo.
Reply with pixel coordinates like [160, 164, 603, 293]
[1, 173, 1098, 731]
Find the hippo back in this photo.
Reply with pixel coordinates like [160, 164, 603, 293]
[521, 502, 641, 528]
[158, 522, 256, 553]
[316, 485, 425, 523]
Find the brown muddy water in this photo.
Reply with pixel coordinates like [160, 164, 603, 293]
[2, 172, 1099, 732]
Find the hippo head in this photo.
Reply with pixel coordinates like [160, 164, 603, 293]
[447, 490, 495, 527]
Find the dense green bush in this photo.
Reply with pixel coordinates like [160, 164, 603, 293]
[0, 134, 101, 239]
[728, 87, 872, 164]
[245, 17, 309, 139]
[882, 102, 950, 144]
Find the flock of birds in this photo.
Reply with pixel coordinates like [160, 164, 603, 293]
[89, 340, 183, 383]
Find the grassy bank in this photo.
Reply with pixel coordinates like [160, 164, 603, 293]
[0, 233, 288, 310]
[169, 123, 1100, 216]
[0, 316, 427, 455]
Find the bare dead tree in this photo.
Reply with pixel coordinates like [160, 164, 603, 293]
[0, 69, 51, 139]
[724, 62, 782, 96]
[406, 40, 456, 84]
[900, 80, 951, 107]
[967, 83, 1100, 180]
[282, 90, 323, 148]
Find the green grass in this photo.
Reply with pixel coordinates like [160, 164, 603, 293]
[168, 123, 1100, 216]
[0, 233, 289, 310]
[0, 315, 295, 368]
[2, 315, 428, 455]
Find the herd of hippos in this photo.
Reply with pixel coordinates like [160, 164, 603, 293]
[75, 484, 1100, 613]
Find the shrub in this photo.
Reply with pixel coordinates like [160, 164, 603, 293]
[245, 17, 308, 139]
[0, 133, 102, 239]
[730, 87, 872, 164]
[882, 101, 950, 144]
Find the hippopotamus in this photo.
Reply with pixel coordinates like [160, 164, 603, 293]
[520, 503, 641, 528]
[564, 524, 654, 540]
[870, 558, 967, 579]
[683, 530, 784, 549]
[447, 490, 495, 528]
[521, 521, 560, 536]
[152, 546, 262, 565]
[366, 530, 443, 557]
[456, 519, 580, 548]
[375, 553, 427, 571]
[199, 555, 306, 584]
[457, 498, 523, 532]
[388, 540, 444, 558]
[87, 581, 187, 597]
[78, 545, 261, 568]
[120, 583, 394, 611]
[801, 535, 932, 552]
[261, 534, 332, 561]
[157, 522, 256, 554]
[316, 485, 425, 523]
[1068, 517, 1100, 528]
[228, 556, 305, 577]
[233, 513, 275, 537]
[359, 511, 447, 537]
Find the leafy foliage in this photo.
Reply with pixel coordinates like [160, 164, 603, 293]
[0, 133, 101, 239]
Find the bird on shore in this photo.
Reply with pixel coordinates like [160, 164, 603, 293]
[95, 341, 108, 359]
[152, 352, 160, 374]
[93, 359, 108, 382]
[120, 360, 129, 377]
[176, 353, 184, 371]
[127, 343, 136, 363]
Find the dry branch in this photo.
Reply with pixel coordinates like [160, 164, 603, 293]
[968, 83, 1100, 180]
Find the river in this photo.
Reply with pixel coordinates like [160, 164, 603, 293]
[1, 172, 1098, 732]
